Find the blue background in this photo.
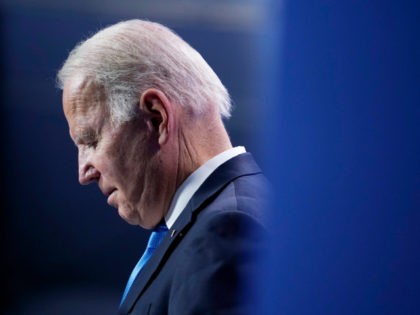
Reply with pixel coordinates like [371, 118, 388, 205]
[260, 1, 419, 314]
[1, 1, 419, 314]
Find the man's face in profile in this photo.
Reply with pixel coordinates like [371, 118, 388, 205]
[62, 78, 166, 228]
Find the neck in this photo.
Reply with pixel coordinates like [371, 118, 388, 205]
[175, 112, 232, 187]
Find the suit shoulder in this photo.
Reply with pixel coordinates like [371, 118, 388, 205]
[198, 172, 271, 228]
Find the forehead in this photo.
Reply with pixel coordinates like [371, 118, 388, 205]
[62, 77, 108, 139]
[63, 77, 107, 119]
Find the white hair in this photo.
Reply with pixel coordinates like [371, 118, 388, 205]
[57, 19, 232, 125]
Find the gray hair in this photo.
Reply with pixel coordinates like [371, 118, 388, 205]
[57, 19, 232, 125]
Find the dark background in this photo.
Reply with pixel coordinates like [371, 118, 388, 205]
[1, 0, 419, 314]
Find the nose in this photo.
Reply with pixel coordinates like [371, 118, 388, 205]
[78, 149, 100, 185]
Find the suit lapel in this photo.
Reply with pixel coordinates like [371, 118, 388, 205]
[119, 153, 261, 314]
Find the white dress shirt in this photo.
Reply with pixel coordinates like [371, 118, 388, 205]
[164, 146, 246, 229]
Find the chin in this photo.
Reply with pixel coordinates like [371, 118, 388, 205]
[118, 204, 162, 230]
[118, 207, 140, 226]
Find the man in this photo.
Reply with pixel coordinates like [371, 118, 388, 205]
[58, 19, 269, 315]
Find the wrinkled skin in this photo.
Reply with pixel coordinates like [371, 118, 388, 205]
[62, 78, 175, 228]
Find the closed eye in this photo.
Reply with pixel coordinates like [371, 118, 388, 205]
[87, 140, 98, 149]
[75, 129, 99, 148]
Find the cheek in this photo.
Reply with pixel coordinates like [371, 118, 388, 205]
[104, 142, 146, 192]
[124, 152, 162, 203]
[94, 156, 115, 180]
[93, 144, 123, 181]
[106, 121, 159, 195]
[118, 137, 156, 176]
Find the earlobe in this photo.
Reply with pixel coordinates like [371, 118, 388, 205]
[139, 89, 171, 145]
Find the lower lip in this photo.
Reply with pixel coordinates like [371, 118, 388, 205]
[107, 190, 117, 206]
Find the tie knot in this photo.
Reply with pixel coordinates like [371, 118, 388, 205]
[154, 223, 169, 233]
[147, 222, 168, 249]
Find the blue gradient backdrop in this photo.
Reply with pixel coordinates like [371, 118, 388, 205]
[260, 1, 419, 314]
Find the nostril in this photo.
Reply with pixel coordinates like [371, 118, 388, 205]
[80, 166, 100, 185]
[87, 167, 100, 180]
[86, 167, 96, 178]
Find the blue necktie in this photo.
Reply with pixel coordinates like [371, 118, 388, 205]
[120, 223, 168, 304]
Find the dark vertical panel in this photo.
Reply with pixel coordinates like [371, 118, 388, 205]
[0, 6, 13, 310]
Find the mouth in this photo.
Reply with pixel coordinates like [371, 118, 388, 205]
[105, 188, 116, 197]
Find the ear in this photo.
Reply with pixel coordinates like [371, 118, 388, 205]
[139, 88, 173, 145]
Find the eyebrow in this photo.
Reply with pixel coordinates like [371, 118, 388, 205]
[73, 127, 98, 145]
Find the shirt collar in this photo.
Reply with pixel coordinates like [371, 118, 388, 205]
[164, 146, 246, 229]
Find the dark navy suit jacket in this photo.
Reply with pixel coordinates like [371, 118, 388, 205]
[118, 153, 269, 315]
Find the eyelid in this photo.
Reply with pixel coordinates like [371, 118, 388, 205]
[74, 130, 99, 148]
[81, 139, 98, 148]
[87, 140, 98, 148]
